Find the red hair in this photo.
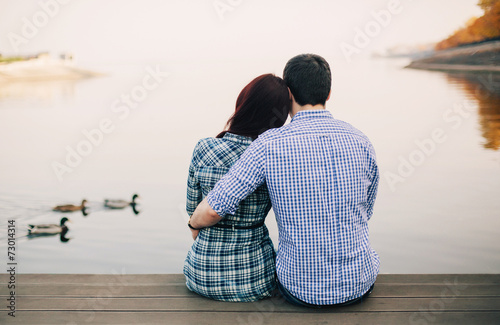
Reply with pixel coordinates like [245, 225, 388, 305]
[217, 74, 291, 139]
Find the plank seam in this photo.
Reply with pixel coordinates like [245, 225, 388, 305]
[8, 309, 500, 314]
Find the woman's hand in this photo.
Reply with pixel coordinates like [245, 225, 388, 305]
[188, 199, 221, 240]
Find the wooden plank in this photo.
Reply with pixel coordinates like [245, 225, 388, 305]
[369, 283, 500, 298]
[6, 297, 500, 312]
[1, 311, 500, 325]
[2, 273, 500, 285]
[5, 284, 196, 297]
[375, 274, 500, 285]
[2, 283, 499, 298]
[0, 273, 185, 285]
[1, 274, 498, 325]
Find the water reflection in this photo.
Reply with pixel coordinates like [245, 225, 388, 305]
[445, 72, 500, 150]
[131, 203, 141, 215]
[0, 79, 76, 102]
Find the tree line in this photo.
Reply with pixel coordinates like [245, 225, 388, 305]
[436, 0, 500, 50]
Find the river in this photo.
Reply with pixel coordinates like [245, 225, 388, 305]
[0, 57, 499, 274]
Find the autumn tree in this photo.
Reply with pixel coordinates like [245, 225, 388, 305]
[436, 0, 500, 50]
[478, 0, 500, 11]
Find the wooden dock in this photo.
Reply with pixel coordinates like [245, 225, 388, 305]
[1, 274, 499, 324]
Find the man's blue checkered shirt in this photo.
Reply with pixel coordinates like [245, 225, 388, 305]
[207, 110, 380, 305]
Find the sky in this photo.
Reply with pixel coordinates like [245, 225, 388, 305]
[0, 0, 483, 64]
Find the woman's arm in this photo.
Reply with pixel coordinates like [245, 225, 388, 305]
[186, 161, 202, 217]
[187, 140, 225, 240]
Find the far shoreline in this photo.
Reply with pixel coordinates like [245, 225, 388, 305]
[406, 40, 500, 73]
[0, 53, 103, 83]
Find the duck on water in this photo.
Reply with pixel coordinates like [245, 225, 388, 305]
[53, 199, 87, 212]
[104, 194, 140, 209]
[27, 217, 71, 242]
[28, 217, 70, 235]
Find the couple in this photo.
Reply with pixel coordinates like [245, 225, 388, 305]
[184, 54, 379, 307]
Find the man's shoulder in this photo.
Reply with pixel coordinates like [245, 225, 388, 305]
[335, 119, 371, 141]
[257, 126, 286, 142]
[333, 120, 377, 159]
[257, 118, 372, 145]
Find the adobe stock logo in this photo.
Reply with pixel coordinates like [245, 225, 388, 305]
[339, 0, 408, 62]
[8, 0, 72, 52]
[51, 66, 169, 182]
[213, 0, 243, 21]
[384, 100, 476, 192]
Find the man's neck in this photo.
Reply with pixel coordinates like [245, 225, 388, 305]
[290, 103, 326, 118]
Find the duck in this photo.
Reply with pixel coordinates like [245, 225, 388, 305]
[27, 227, 71, 242]
[131, 203, 141, 215]
[53, 199, 87, 212]
[28, 217, 70, 235]
[104, 194, 140, 209]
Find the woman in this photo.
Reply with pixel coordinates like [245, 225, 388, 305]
[183, 74, 291, 302]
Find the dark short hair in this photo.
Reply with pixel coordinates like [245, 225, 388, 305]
[283, 54, 331, 106]
[217, 74, 291, 139]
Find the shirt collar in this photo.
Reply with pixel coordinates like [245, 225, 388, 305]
[223, 132, 253, 145]
[291, 109, 333, 122]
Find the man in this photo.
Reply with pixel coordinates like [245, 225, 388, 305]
[188, 53, 379, 307]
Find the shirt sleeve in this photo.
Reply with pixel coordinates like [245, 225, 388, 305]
[366, 144, 379, 220]
[206, 137, 266, 217]
[186, 141, 203, 217]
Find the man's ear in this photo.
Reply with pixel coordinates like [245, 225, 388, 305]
[326, 91, 331, 101]
[288, 88, 297, 105]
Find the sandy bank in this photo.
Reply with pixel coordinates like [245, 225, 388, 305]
[406, 40, 500, 73]
[0, 62, 103, 83]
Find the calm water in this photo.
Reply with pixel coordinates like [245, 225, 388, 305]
[0, 58, 499, 274]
